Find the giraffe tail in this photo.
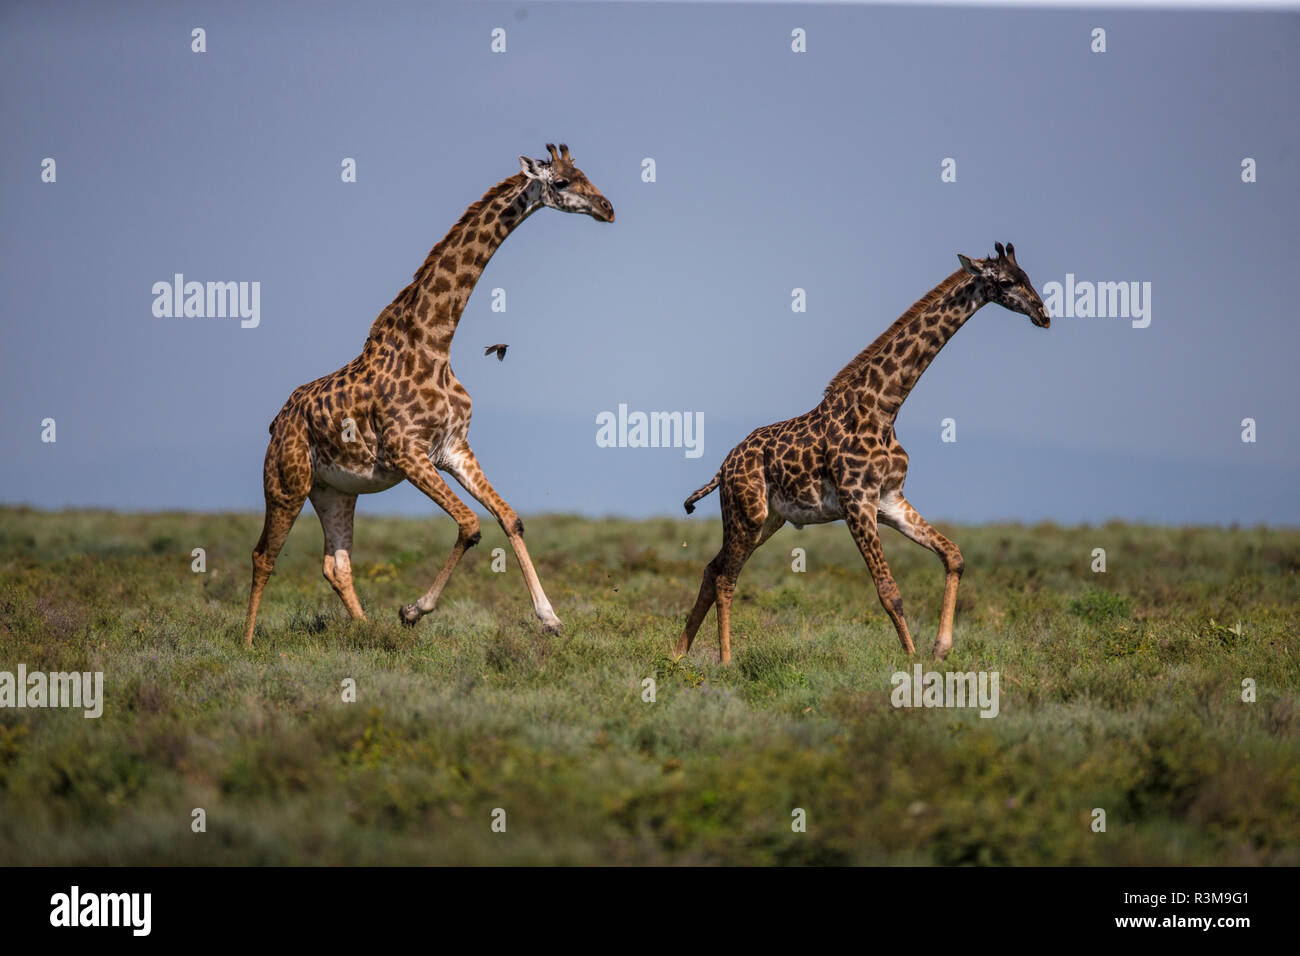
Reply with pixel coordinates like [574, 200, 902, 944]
[683, 470, 721, 514]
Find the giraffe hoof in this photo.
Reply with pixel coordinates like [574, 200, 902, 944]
[932, 641, 952, 660]
[399, 604, 422, 626]
[540, 616, 563, 635]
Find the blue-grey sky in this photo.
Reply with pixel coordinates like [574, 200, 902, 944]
[3, 0, 1298, 525]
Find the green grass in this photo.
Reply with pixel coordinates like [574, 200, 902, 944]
[0, 506, 1297, 865]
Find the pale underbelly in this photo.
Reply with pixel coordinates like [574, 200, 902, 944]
[311, 457, 406, 495]
[770, 482, 844, 528]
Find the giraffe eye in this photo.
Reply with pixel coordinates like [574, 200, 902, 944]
[552, 178, 570, 190]
[998, 279, 1014, 289]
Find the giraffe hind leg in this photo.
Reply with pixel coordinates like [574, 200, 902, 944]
[712, 510, 784, 663]
[311, 485, 366, 622]
[711, 533, 754, 665]
[675, 558, 718, 658]
[677, 474, 773, 664]
[244, 496, 308, 648]
[244, 425, 311, 648]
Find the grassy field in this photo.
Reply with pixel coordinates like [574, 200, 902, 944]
[0, 505, 1297, 865]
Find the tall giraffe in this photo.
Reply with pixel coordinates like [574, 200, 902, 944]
[243, 144, 614, 647]
[677, 243, 1051, 663]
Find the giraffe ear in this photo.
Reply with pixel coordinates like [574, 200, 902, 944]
[519, 156, 546, 180]
[957, 254, 980, 276]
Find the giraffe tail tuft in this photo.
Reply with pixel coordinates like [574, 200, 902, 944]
[683, 471, 721, 515]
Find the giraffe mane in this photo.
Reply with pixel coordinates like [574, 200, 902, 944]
[824, 269, 970, 395]
[401, 172, 529, 299]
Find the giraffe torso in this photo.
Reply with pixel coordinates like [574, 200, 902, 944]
[260, 174, 547, 500]
[719, 272, 980, 527]
[721, 398, 910, 529]
[271, 337, 474, 495]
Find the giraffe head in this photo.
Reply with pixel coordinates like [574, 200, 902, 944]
[958, 242, 1051, 328]
[519, 143, 615, 223]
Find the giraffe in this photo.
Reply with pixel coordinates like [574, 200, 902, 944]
[242, 144, 614, 647]
[676, 243, 1051, 663]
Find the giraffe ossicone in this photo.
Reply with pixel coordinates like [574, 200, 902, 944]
[243, 145, 614, 648]
[678, 242, 1052, 663]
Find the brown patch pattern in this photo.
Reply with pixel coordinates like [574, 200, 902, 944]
[677, 243, 1051, 662]
[243, 147, 613, 646]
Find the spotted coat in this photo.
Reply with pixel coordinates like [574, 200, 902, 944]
[678, 243, 1052, 662]
[243, 145, 614, 646]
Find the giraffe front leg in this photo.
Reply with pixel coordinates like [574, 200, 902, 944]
[391, 454, 482, 626]
[841, 494, 915, 655]
[879, 492, 963, 659]
[441, 439, 562, 633]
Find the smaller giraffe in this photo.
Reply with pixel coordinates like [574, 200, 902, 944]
[677, 243, 1051, 663]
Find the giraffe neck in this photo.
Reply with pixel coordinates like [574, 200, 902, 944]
[366, 173, 543, 355]
[827, 270, 987, 424]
